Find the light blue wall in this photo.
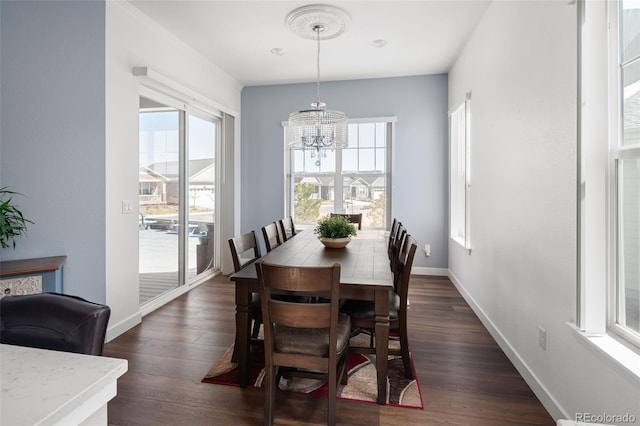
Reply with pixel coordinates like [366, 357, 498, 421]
[0, 1, 106, 302]
[241, 75, 449, 268]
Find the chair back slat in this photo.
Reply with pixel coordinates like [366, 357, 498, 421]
[268, 300, 331, 328]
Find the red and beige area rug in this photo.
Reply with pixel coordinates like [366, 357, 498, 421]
[202, 335, 424, 409]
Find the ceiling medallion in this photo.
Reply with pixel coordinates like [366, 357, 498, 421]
[285, 4, 351, 40]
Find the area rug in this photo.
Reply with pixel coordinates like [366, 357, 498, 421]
[202, 334, 424, 409]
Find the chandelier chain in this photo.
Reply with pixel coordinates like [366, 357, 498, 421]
[316, 25, 321, 108]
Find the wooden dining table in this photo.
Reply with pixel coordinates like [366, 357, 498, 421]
[230, 229, 394, 405]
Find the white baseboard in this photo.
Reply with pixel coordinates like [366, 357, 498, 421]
[106, 311, 141, 342]
[106, 271, 216, 342]
[447, 270, 567, 421]
[411, 266, 448, 276]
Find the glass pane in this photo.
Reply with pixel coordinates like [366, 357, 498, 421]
[375, 148, 386, 173]
[622, 60, 640, 146]
[621, 0, 640, 64]
[139, 100, 180, 305]
[188, 115, 216, 279]
[618, 158, 640, 334]
[358, 123, 375, 147]
[319, 149, 336, 172]
[342, 148, 358, 172]
[293, 178, 333, 225]
[303, 150, 320, 172]
[293, 150, 304, 172]
[375, 122, 387, 148]
[359, 148, 375, 171]
[347, 124, 358, 148]
[294, 148, 336, 172]
[342, 174, 386, 228]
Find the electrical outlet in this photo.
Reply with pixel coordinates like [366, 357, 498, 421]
[424, 244, 431, 257]
[538, 327, 547, 350]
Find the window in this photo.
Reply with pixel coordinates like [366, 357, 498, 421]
[449, 98, 470, 249]
[610, 0, 640, 343]
[285, 119, 392, 229]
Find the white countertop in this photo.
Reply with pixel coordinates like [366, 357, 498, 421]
[1, 344, 128, 426]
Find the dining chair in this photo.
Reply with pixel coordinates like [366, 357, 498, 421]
[277, 216, 296, 243]
[340, 234, 418, 379]
[330, 212, 363, 230]
[255, 260, 350, 426]
[390, 224, 407, 274]
[0, 292, 110, 355]
[228, 231, 263, 343]
[261, 222, 282, 253]
[387, 218, 400, 260]
[276, 219, 287, 244]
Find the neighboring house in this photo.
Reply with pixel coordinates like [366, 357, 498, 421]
[143, 159, 214, 206]
[138, 165, 168, 206]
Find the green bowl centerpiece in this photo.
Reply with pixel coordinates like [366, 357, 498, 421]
[314, 215, 357, 248]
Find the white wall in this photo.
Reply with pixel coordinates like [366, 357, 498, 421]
[104, 2, 242, 338]
[448, 0, 639, 421]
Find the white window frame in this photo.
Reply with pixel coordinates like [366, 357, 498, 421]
[449, 95, 471, 251]
[607, 0, 640, 347]
[577, 0, 640, 377]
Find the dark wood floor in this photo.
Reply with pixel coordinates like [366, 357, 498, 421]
[105, 274, 555, 426]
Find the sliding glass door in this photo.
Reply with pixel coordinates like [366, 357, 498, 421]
[138, 94, 219, 306]
[187, 114, 217, 277]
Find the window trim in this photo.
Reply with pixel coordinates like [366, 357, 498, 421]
[607, 0, 640, 347]
[579, 0, 640, 356]
[448, 94, 471, 252]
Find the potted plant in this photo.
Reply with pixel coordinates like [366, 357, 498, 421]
[314, 215, 357, 248]
[0, 187, 33, 249]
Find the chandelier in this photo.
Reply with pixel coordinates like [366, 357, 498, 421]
[287, 5, 349, 155]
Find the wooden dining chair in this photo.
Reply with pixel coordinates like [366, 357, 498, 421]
[390, 224, 407, 274]
[340, 234, 418, 379]
[261, 222, 281, 253]
[255, 260, 350, 426]
[277, 216, 296, 242]
[228, 231, 263, 355]
[387, 218, 400, 260]
[330, 212, 363, 230]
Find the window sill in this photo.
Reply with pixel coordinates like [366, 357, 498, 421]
[450, 236, 472, 254]
[567, 323, 640, 384]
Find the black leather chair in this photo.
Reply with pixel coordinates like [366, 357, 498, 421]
[0, 292, 111, 355]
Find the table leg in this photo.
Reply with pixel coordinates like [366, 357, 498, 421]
[374, 288, 390, 405]
[235, 281, 250, 387]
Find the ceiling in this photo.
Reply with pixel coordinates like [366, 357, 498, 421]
[127, 1, 492, 87]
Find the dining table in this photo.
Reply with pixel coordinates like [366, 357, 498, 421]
[230, 228, 394, 405]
